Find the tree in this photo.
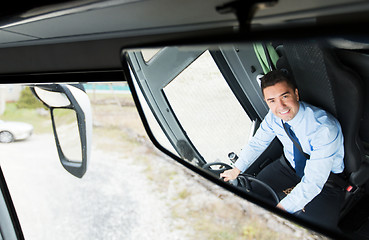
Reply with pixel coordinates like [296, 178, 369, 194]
[16, 87, 45, 109]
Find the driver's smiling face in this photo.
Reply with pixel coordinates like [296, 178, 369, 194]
[263, 81, 300, 122]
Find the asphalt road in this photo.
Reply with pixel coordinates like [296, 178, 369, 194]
[0, 134, 185, 240]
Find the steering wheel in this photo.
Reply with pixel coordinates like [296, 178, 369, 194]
[236, 174, 280, 204]
[202, 162, 233, 177]
[202, 162, 279, 205]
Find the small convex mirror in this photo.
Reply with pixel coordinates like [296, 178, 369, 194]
[31, 84, 92, 178]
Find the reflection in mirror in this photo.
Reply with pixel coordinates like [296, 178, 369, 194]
[162, 50, 253, 164]
[131, 68, 179, 157]
[53, 108, 82, 162]
[34, 87, 71, 108]
[128, 47, 256, 168]
[126, 38, 369, 237]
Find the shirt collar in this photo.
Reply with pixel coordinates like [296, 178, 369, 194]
[284, 101, 304, 127]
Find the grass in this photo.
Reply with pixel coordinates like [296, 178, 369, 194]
[1, 102, 81, 135]
[1, 102, 52, 134]
[176, 189, 191, 200]
[184, 203, 295, 240]
[53, 108, 78, 125]
[87, 92, 135, 107]
[93, 126, 143, 155]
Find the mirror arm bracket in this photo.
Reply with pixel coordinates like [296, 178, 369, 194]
[216, 0, 277, 32]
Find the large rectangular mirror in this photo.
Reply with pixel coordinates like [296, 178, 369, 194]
[123, 37, 369, 239]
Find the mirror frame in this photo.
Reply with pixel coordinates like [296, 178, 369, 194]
[120, 42, 357, 240]
[30, 84, 92, 178]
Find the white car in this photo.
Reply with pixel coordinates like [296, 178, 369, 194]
[0, 120, 33, 143]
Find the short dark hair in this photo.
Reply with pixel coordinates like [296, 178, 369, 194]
[261, 70, 296, 95]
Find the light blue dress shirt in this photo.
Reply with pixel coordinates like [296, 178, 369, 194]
[235, 101, 344, 213]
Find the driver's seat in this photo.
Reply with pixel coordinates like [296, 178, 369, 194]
[278, 40, 368, 231]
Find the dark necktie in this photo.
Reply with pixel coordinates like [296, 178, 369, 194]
[283, 122, 307, 178]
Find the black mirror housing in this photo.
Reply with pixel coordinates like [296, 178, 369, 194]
[30, 84, 92, 178]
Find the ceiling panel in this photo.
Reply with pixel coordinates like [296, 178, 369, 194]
[2, 0, 236, 40]
[0, 30, 37, 44]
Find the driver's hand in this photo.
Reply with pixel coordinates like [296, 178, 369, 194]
[220, 168, 241, 182]
[276, 203, 286, 211]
